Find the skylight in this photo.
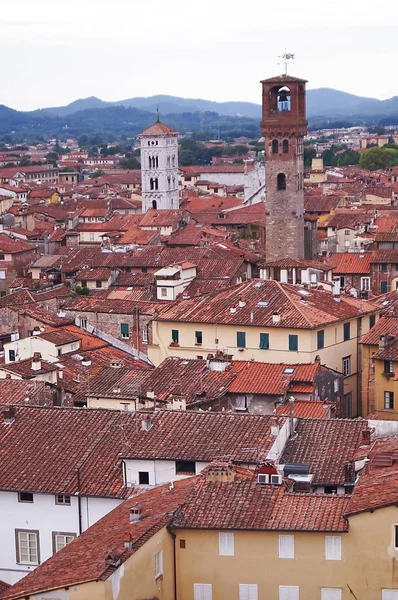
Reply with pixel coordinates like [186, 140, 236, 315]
[257, 301, 269, 307]
[283, 368, 295, 374]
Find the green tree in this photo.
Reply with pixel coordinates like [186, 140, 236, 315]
[359, 146, 398, 171]
[90, 170, 105, 178]
[304, 147, 316, 167]
[46, 151, 59, 165]
[119, 157, 140, 170]
[19, 156, 31, 167]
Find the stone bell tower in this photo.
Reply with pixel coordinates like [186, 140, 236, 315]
[138, 118, 179, 213]
[260, 74, 308, 260]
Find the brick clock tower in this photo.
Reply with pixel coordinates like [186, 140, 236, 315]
[260, 74, 308, 260]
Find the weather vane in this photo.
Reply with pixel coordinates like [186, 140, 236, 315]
[278, 50, 295, 75]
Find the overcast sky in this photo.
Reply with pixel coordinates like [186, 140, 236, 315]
[1, 0, 397, 111]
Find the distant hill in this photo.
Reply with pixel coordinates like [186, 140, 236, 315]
[34, 88, 398, 120]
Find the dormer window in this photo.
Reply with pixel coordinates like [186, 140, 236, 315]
[277, 173, 286, 191]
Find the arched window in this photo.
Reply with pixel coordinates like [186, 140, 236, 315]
[155, 156, 159, 168]
[172, 156, 175, 167]
[167, 177, 171, 190]
[283, 139, 289, 154]
[148, 156, 152, 168]
[152, 200, 157, 209]
[150, 178, 154, 190]
[154, 178, 158, 190]
[272, 139, 279, 154]
[167, 156, 170, 168]
[277, 173, 286, 191]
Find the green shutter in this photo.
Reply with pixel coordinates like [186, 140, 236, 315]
[369, 314, 376, 329]
[288, 334, 298, 351]
[259, 333, 269, 349]
[237, 331, 246, 348]
[343, 322, 350, 341]
[172, 329, 179, 343]
[380, 281, 388, 294]
[120, 323, 129, 337]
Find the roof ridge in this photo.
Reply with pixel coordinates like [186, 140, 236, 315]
[275, 282, 314, 328]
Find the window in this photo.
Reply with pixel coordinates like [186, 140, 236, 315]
[279, 534, 294, 558]
[279, 586, 299, 600]
[361, 277, 370, 291]
[89, 233, 95, 242]
[120, 323, 129, 338]
[325, 536, 342, 560]
[384, 391, 394, 410]
[0, 270, 5, 280]
[277, 173, 286, 191]
[394, 525, 398, 549]
[219, 532, 234, 556]
[259, 332, 269, 349]
[57, 348, 62, 356]
[380, 281, 388, 294]
[138, 471, 150, 485]
[195, 331, 203, 345]
[176, 460, 196, 474]
[324, 485, 338, 494]
[342, 356, 351, 377]
[289, 334, 298, 352]
[9, 349, 15, 361]
[237, 331, 246, 348]
[80, 318, 87, 329]
[95, 280, 102, 288]
[194, 584, 212, 600]
[161, 287, 168, 297]
[381, 263, 388, 272]
[369, 314, 376, 329]
[16, 530, 39, 565]
[0, 254, 5, 261]
[152, 200, 157, 210]
[343, 393, 352, 418]
[317, 330, 324, 350]
[154, 549, 163, 578]
[171, 329, 179, 343]
[384, 360, 394, 374]
[55, 494, 71, 505]
[239, 584, 258, 600]
[53, 532, 75, 553]
[321, 590, 342, 600]
[344, 230, 350, 236]
[283, 139, 289, 153]
[18, 492, 33, 503]
[142, 327, 148, 343]
[81, 280, 87, 288]
[343, 322, 350, 341]
[272, 139, 279, 154]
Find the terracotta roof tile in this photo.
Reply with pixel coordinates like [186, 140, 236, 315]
[327, 252, 371, 275]
[275, 400, 329, 419]
[139, 120, 178, 136]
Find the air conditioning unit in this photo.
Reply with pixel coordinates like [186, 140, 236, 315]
[271, 474, 282, 486]
[257, 474, 269, 485]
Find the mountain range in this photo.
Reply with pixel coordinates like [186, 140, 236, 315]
[33, 89, 398, 119]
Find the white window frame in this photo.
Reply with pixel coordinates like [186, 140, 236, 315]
[154, 549, 163, 579]
[325, 536, 342, 560]
[239, 583, 258, 600]
[194, 583, 212, 600]
[55, 494, 71, 505]
[279, 585, 299, 600]
[16, 530, 39, 565]
[342, 356, 351, 377]
[321, 589, 342, 600]
[279, 534, 294, 558]
[219, 532, 234, 556]
[0, 270, 5, 280]
[53, 532, 75, 553]
[361, 276, 370, 291]
[142, 326, 149, 343]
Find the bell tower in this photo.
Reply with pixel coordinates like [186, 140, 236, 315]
[260, 74, 307, 260]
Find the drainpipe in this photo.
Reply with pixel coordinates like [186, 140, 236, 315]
[76, 467, 83, 535]
[169, 529, 177, 600]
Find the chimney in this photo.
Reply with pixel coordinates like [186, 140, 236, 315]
[123, 533, 133, 550]
[362, 428, 371, 445]
[129, 505, 142, 522]
[238, 298, 246, 308]
[31, 352, 42, 371]
[205, 464, 236, 483]
[5, 374, 11, 379]
[141, 414, 152, 431]
[3, 407, 16, 424]
[344, 461, 355, 485]
[272, 313, 281, 324]
[230, 306, 237, 314]
[82, 356, 91, 367]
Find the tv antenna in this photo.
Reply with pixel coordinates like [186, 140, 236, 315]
[278, 50, 295, 75]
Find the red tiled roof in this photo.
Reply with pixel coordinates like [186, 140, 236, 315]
[360, 315, 396, 345]
[1, 357, 59, 378]
[173, 466, 348, 532]
[228, 362, 318, 395]
[156, 279, 379, 329]
[76, 268, 111, 281]
[371, 249, 398, 263]
[327, 252, 371, 275]
[139, 120, 177, 136]
[275, 400, 329, 419]
[281, 419, 369, 485]
[0, 380, 49, 406]
[0, 233, 36, 254]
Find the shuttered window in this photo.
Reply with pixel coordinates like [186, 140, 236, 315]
[317, 330, 324, 350]
[219, 532, 234, 556]
[194, 584, 212, 600]
[259, 333, 269, 349]
[154, 550, 163, 578]
[237, 331, 246, 348]
[279, 534, 294, 558]
[239, 584, 258, 600]
[120, 323, 129, 338]
[325, 536, 341, 560]
[288, 335, 298, 351]
[171, 329, 179, 343]
[279, 586, 299, 600]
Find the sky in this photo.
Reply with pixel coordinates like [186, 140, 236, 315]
[1, 0, 397, 111]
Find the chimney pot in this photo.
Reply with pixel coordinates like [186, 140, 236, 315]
[129, 505, 142, 522]
[362, 428, 371, 445]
